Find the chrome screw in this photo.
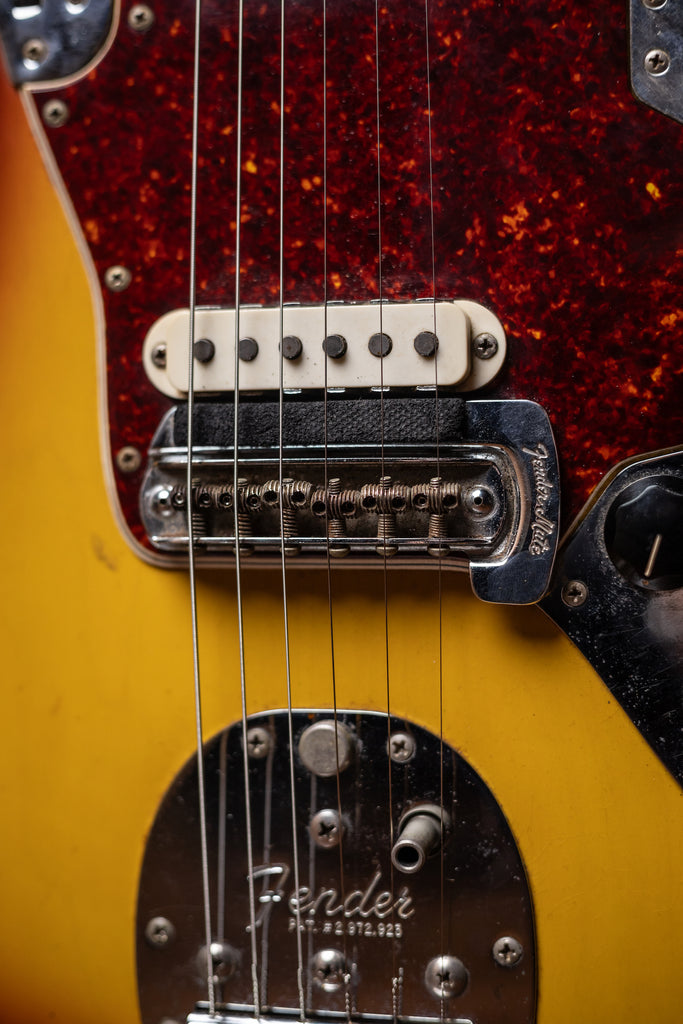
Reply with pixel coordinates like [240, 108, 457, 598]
[473, 332, 499, 360]
[151, 342, 167, 368]
[561, 579, 588, 608]
[424, 955, 468, 999]
[645, 49, 671, 75]
[22, 37, 48, 67]
[145, 916, 175, 948]
[465, 485, 495, 516]
[116, 446, 142, 473]
[104, 265, 132, 292]
[41, 99, 69, 128]
[246, 726, 271, 759]
[389, 731, 416, 763]
[492, 935, 523, 967]
[128, 3, 155, 31]
[197, 941, 238, 983]
[312, 949, 345, 993]
[310, 808, 343, 848]
[642, 0, 667, 7]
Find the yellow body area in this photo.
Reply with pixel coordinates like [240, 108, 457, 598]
[1, 72, 682, 1024]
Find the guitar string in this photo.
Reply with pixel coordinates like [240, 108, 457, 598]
[319, 0, 352, 1013]
[277, 0, 307, 1013]
[186, 0, 216, 1011]
[421, 0, 448, 1012]
[372, 1, 400, 1015]
[232, 0, 262, 1010]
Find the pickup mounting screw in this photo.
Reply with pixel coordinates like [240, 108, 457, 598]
[389, 731, 416, 763]
[246, 726, 271, 759]
[128, 3, 155, 31]
[424, 955, 468, 999]
[492, 935, 523, 967]
[151, 342, 167, 368]
[561, 579, 588, 608]
[145, 916, 175, 948]
[473, 332, 499, 360]
[105, 265, 132, 292]
[645, 49, 670, 75]
[312, 949, 346, 992]
[41, 99, 69, 127]
[310, 808, 343, 848]
[116, 446, 142, 473]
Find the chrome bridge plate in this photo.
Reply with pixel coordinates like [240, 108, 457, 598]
[136, 711, 536, 1024]
[139, 398, 559, 604]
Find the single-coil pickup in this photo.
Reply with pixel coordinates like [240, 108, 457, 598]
[142, 300, 506, 396]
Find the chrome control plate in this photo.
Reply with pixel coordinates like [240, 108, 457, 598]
[136, 711, 536, 1024]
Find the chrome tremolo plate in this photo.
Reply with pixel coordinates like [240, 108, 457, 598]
[136, 711, 536, 1024]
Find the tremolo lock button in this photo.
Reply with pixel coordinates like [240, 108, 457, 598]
[391, 803, 450, 874]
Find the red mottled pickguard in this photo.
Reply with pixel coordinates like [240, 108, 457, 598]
[29, 0, 683, 546]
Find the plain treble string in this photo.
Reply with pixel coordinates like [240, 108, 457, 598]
[232, 0, 261, 1011]
[186, 0, 216, 1013]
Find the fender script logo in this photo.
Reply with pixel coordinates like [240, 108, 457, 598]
[522, 443, 555, 556]
[249, 864, 415, 929]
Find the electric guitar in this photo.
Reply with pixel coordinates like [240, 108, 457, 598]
[1, 0, 682, 1022]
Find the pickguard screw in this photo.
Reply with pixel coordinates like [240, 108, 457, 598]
[104, 265, 132, 292]
[645, 49, 670, 75]
[561, 579, 588, 608]
[22, 37, 48, 67]
[473, 332, 499, 360]
[41, 99, 69, 128]
[128, 3, 155, 31]
[424, 955, 468, 999]
[312, 949, 346, 992]
[389, 731, 416, 763]
[145, 916, 175, 948]
[492, 935, 523, 967]
[151, 342, 167, 368]
[246, 726, 271, 759]
[116, 446, 142, 473]
[310, 808, 343, 848]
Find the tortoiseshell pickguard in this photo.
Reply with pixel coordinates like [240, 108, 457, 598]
[26, 0, 683, 547]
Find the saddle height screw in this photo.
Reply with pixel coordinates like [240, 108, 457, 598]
[128, 3, 155, 31]
[389, 731, 416, 763]
[424, 955, 469, 999]
[144, 916, 176, 949]
[473, 332, 499, 360]
[246, 726, 272, 759]
[645, 49, 671, 75]
[41, 99, 69, 127]
[310, 808, 343, 848]
[561, 579, 588, 608]
[492, 935, 523, 967]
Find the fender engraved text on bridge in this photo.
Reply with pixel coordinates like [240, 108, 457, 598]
[523, 442, 555, 556]
[250, 864, 415, 935]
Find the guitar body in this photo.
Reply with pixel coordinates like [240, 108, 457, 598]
[1, 0, 682, 1020]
